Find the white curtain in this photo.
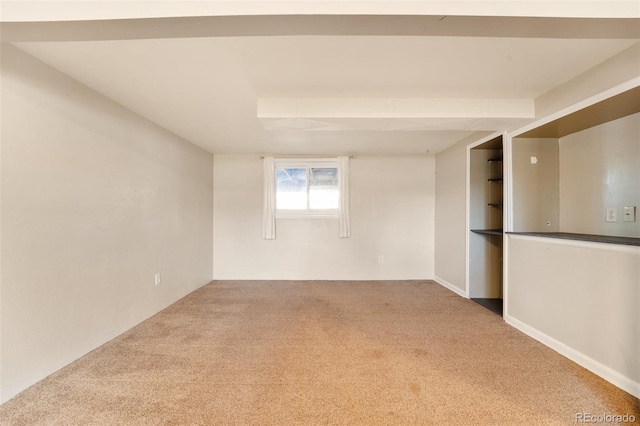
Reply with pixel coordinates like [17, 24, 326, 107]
[338, 156, 351, 238]
[262, 156, 276, 240]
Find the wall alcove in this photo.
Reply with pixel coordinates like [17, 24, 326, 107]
[468, 135, 504, 315]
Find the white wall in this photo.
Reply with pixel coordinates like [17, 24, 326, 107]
[434, 133, 492, 294]
[213, 154, 434, 280]
[433, 138, 467, 293]
[506, 235, 640, 398]
[511, 138, 560, 232]
[560, 113, 640, 237]
[0, 45, 213, 402]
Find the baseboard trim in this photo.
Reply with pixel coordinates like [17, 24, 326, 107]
[505, 314, 640, 399]
[433, 275, 468, 298]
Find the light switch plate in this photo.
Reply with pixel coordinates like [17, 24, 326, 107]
[623, 206, 636, 222]
[606, 208, 617, 222]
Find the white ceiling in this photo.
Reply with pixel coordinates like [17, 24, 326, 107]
[14, 33, 638, 155]
[3, 1, 639, 22]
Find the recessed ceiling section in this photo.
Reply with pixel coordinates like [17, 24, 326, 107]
[12, 35, 637, 155]
[257, 98, 534, 131]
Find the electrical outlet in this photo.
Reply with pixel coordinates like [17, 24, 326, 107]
[154, 273, 161, 286]
[378, 256, 384, 264]
[606, 208, 617, 222]
[623, 206, 636, 222]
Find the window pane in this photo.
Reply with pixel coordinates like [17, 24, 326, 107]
[276, 168, 307, 209]
[309, 168, 339, 210]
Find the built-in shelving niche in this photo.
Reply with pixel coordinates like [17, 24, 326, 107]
[510, 85, 640, 246]
[469, 135, 504, 316]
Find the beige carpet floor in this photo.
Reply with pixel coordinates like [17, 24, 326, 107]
[1, 280, 638, 425]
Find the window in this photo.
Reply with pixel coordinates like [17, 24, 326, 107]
[275, 159, 339, 217]
[263, 156, 350, 239]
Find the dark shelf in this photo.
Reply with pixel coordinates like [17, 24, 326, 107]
[507, 232, 640, 247]
[471, 229, 504, 236]
[488, 203, 503, 207]
[488, 178, 503, 182]
[487, 157, 503, 162]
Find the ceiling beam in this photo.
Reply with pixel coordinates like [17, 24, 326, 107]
[257, 98, 535, 131]
[2, 14, 639, 42]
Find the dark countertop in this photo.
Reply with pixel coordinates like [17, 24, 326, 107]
[471, 229, 503, 236]
[507, 232, 640, 247]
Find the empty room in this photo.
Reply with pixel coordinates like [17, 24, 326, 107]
[1, 1, 639, 424]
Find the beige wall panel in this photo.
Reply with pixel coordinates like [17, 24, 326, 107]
[507, 235, 639, 391]
[213, 154, 434, 280]
[559, 113, 640, 237]
[0, 45, 213, 402]
[512, 138, 560, 232]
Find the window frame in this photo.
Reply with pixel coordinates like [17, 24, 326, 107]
[274, 158, 341, 219]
